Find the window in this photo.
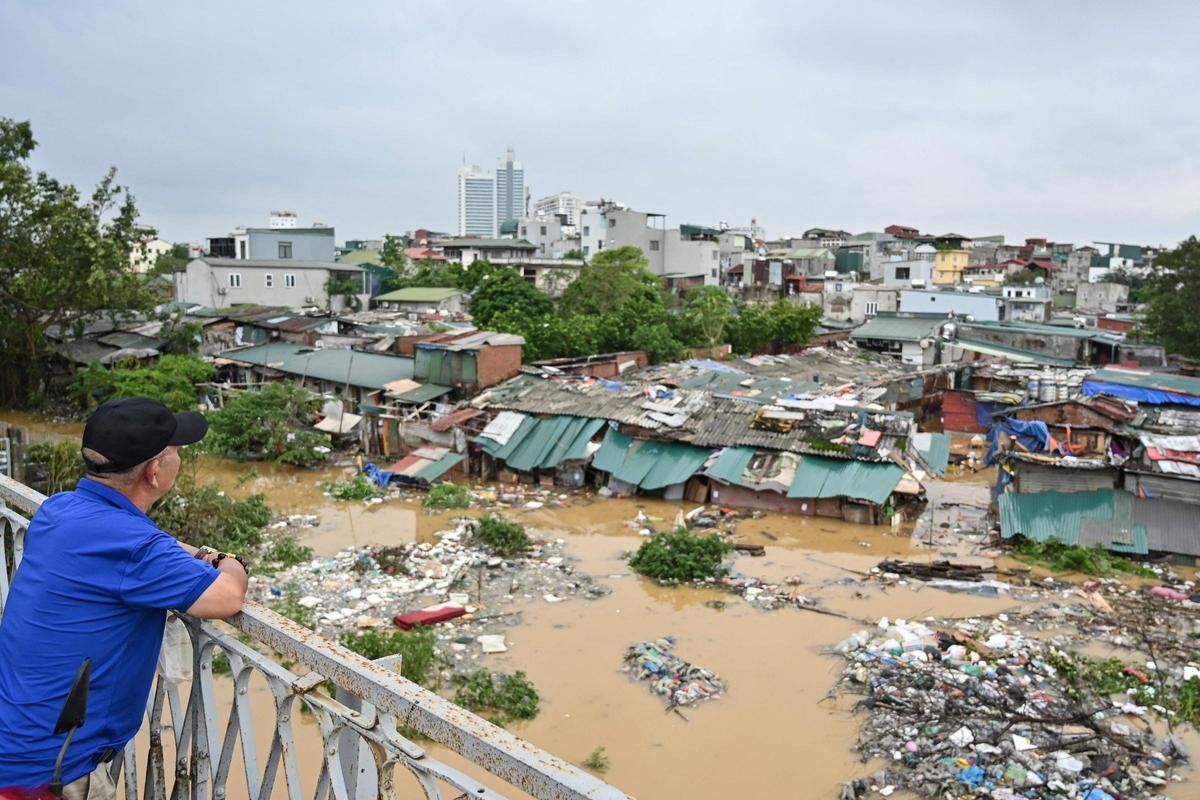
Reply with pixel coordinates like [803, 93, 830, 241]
[238, 241, 246, 259]
[520, 227, 527, 236]
[278, 241, 293, 259]
[711, 250, 718, 260]
[284, 273, 297, 288]
[608, 217, 616, 228]
[264, 273, 274, 288]
[228, 273, 242, 288]
[865, 301, 879, 317]
[649, 240, 660, 251]
[583, 245, 590, 256]
[895, 267, 910, 280]
[582, 226, 590, 236]
[539, 225, 547, 235]
[835, 282, 844, 292]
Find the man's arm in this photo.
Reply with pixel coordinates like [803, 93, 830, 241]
[186, 558, 248, 619]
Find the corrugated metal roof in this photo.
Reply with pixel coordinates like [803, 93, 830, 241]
[220, 342, 414, 390]
[786, 456, 903, 504]
[373, 287, 464, 303]
[914, 432, 951, 477]
[430, 408, 483, 432]
[707, 447, 756, 484]
[851, 314, 944, 343]
[394, 383, 453, 403]
[590, 429, 711, 490]
[416, 452, 463, 482]
[953, 337, 1076, 367]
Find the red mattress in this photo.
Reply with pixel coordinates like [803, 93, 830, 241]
[393, 605, 466, 630]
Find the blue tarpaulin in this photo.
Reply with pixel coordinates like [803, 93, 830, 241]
[1082, 380, 1200, 408]
[986, 418, 1052, 466]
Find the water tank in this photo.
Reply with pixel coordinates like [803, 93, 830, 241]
[1027, 376, 1040, 401]
[1039, 372, 1057, 402]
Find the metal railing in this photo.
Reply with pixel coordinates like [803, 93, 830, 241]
[0, 474, 629, 800]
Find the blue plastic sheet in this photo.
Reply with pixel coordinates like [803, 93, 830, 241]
[1082, 379, 1200, 407]
[986, 418, 1052, 466]
[362, 462, 393, 487]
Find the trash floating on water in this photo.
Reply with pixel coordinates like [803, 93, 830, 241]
[622, 636, 724, 711]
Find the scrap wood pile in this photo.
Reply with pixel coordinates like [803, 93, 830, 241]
[623, 637, 725, 712]
[830, 586, 1198, 799]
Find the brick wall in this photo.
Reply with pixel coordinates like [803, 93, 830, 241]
[475, 344, 523, 388]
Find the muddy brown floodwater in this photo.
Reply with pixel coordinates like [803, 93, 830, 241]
[4, 410, 1197, 798]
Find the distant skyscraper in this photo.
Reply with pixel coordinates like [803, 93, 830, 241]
[457, 164, 496, 237]
[495, 147, 525, 231]
[533, 191, 582, 227]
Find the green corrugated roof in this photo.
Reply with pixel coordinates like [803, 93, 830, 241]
[591, 429, 711, 490]
[953, 337, 1077, 367]
[998, 489, 1149, 554]
[488, 416, 607, 472]
[373, 287, 464, 303]
[786, 456, 903, 505]
[338, 249, 382, 266]
[1087, 367, 1200, 399]
[436, 238, 538, 251]
[916, 433, 951, 477]
[416, 452, 463, 482]
[478, 415, 539, 460]
[851, 314, 944, 343]
[220, 342, 413, 390]
[707, 447, 756, 484]
[394, 383, 453, 403]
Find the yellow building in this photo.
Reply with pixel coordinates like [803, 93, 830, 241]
[933, 248, 969, 285]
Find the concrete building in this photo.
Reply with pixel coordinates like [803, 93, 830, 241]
[207, 225, 336, 262]
[174, 257, 369, 311]
[1001, 284, 1053, 323]
[933, 247, 969, 285]
[533, 191, 581, 227]
[578, 202, 719, 285]
[851, 313, 950, 366]
[900, 288, 1003, 322]
[518, 216, 575, 259]
[457, 165, 497, 237]
[823, 283, 898, 323]
[881, 244, 936, 287]
[1076, 282, 1130, 314]
[130, 237, 174, 274]
[1061, 246, 1097, 289]
[495, 148, 525, 230]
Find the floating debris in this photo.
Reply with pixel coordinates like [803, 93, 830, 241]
[623, 637, 724, 711]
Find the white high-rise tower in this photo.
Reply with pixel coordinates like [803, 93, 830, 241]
[495, 147, 524, 231]
[457, 165, 496, 237]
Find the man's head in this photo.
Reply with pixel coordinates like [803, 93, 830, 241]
[81, 397, 208, 509]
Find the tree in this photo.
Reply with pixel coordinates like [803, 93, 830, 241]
[725, 304, 773, 355]
[0, 118, 156, 405]
[1138, 236, 1200, 359]
[204, 382, 331, 466]
[378, 234, 409, 293]
[70, 354, 214, 412]
[469, 269, 553, 328]
[150, 242, 190, 275]
[1004, 268, 1041, 285]
[767, 300, 822, 346]
[559, 246, 665, 317]
[678, 286, 733, 347]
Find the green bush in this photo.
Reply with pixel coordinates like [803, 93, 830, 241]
[475, 514, 531, 557]
[71, 354, 213, 412]
[205, 383, 331, 466]
[1012, 537, 1154, 577]
[23, 440, 85, 495]
[582, 746, 610, 774]
[339, 626, 440, 686]
[325, 474, 378, 501]
[259, 533, 314, 575]
[150, 472, 272, 555]
[629, 528, 732, 582]
[424, 483, 470, 509]
[453, 670, 540, 725]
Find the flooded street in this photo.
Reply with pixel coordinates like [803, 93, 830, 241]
[4, 410, 1197, 798]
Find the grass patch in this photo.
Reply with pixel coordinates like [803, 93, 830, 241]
[339, 626, 441, 687]
[475, 514, 531, 557]
[325, 474, 378, 501]
[1012, 537, 1154, 577]
[629, 528, 732, 582]
[453, 670, 540, 726]
[582, 746, 609, 773]
[424, 483, 471, 509]
[258, 533, 314, 575]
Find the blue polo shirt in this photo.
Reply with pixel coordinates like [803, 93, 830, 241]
[0, 479, 218, 789]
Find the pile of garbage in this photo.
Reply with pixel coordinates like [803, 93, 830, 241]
[831, 608, 1195, 798]
[250, 519, 609, 677]
[623, 636, 725, 711]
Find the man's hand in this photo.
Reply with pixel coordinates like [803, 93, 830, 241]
[185, 549, 249, 619]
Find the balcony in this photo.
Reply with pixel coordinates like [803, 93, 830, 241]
[0, 474, 628, 800]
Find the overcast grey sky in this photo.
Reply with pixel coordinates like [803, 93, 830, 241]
[2, 1, 1197, 247]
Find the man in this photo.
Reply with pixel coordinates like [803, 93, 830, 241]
[0, 397, 249, 799]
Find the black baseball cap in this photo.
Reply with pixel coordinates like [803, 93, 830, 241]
[82, 397, 208, 473]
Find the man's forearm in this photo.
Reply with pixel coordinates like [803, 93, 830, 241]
[217, 557, 250, 592]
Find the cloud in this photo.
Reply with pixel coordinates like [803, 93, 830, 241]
[1, 0, 1197, 246]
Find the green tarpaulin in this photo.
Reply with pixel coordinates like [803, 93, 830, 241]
[786, 456, 903, 505]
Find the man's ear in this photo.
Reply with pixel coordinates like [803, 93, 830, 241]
[143, 457, 161, 489]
